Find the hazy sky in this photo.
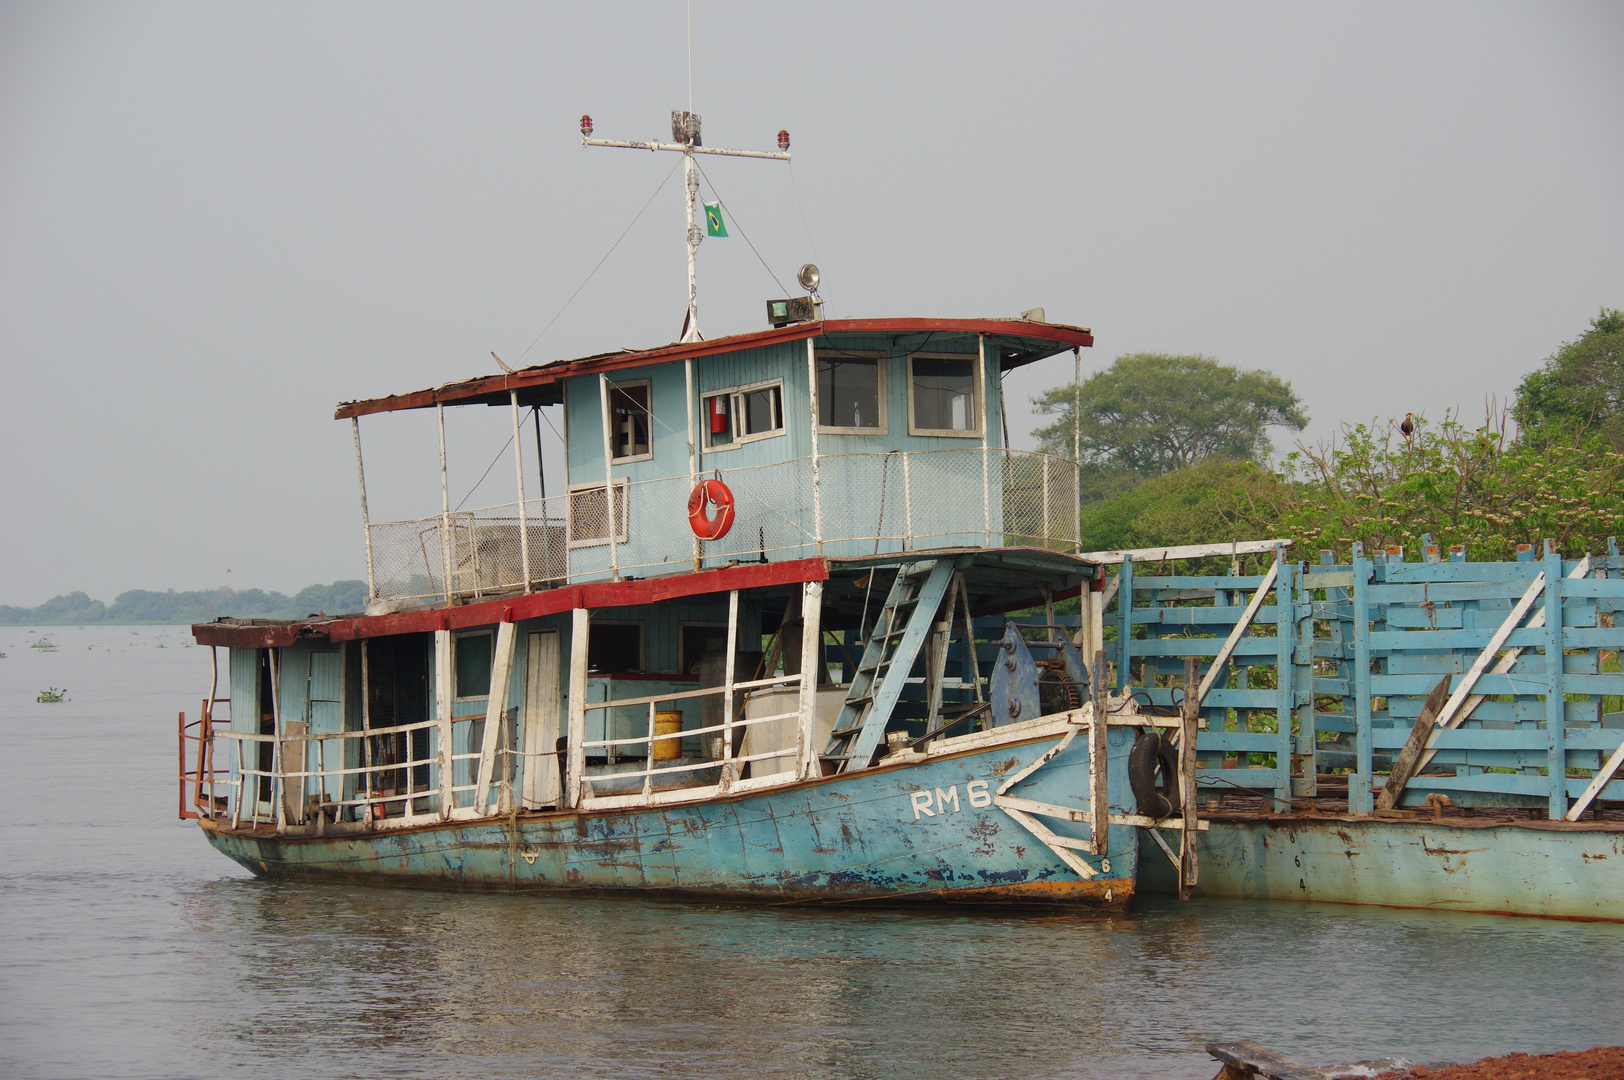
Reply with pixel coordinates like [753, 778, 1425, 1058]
[2, 1, 1620, 606]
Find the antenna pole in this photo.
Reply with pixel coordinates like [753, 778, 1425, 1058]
[582, 113, 790, 343]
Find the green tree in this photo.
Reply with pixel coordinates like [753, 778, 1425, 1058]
[1253, 412, 1624, 560]
[1032, 353, 1308, 476]
[1512, 307, 1624, 448]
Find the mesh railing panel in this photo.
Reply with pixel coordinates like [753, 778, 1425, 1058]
[365, 451, 1078, 599]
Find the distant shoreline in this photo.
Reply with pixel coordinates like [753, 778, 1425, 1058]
[0, 581, 367, 626]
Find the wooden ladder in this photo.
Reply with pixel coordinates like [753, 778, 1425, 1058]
[821, 559, 956, 773]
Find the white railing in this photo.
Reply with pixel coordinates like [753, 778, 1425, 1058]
[366, 448, 1080, 602]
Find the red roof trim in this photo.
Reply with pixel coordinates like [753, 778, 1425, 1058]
[334, 318, 1094, 419]
[191, 559, 830, 648]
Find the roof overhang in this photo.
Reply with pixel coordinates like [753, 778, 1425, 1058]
[334, 317, 1093, 420]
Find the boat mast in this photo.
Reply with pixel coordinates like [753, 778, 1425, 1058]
[580, 112, 791, 343]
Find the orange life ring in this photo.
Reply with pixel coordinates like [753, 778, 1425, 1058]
[687, 478, 736, 541]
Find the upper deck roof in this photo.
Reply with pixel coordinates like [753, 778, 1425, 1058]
[334, 317, 1093, 419]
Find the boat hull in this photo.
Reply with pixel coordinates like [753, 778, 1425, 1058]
[202, 728, 1139, 908]
[1136, 814, 1624, 920]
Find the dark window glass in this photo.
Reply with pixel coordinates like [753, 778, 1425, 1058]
[818, 355, 881, 429]
[588, 622, 643, 673]
[740, 386, 781, 435]
[911, 356, 976, 431]
[680, 624, 729, 674]
[455, 634, 493, 698]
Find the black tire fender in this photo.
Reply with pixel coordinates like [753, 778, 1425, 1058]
[1128, 729, 1181, 819]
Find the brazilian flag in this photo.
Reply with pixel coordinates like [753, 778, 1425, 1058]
[704, 201, 728, 237]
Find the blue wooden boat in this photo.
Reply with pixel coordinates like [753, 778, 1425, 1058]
[180, 300, 1184, 906]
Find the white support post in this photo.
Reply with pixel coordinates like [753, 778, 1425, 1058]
[1042, 454, 1051, 546]
[1072, 346, 1082, 554]
[796, 580, 824, 779]
[806, 337, 823, 553]
[686, 357, 701, 571]
[435, 629, 454, 818]
[474, 621, 517, 812]
[901, 452, 913, 551]
[510, 391, 532, 593]
[359, 639, 373, 825]
[979, 333, 991, 546]
[437, 403, 452, 601]
[565, 608, 589, 809]
[721, 589, 739, 787]
[352, 417, 375, 599]
[269, 647, 284, 831]
[598, 374, 619, 581]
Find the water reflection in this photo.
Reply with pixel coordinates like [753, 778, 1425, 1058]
[162, 880, 1624, 1080]
[3, 628, 1622, 1080]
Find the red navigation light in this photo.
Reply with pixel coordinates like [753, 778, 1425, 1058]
[777, 129, 790, 152]
[580, 114, 594, 137]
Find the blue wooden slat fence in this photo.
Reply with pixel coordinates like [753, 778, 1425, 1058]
[1110, 542, 1624, 819]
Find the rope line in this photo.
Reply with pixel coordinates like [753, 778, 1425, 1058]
[513, 157, 682, 366]
[693, 159, 791, 296]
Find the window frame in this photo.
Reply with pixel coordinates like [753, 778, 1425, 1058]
[566, 477, 630, 548]
[702, 378, 787, 450]
[906, 352, 983, 438]
[606, 378, 654, 464]
[587, 619, 646, 674]
[815, 349, 888, 435]
[452, 630, 495, 702]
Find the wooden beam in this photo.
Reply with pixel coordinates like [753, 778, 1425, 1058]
[1375, 673, 1451, 810]
[1566, 734, 1624, 820]
[1194, 559, 1280, 705]
[564, 609, 589, 810]
[435, 629, 454, 819]
[1180, 656, 1200, 897]
[1089, 650, 1109, 856]
[1078, 539, 1291, 565]
[473, 620, 517, 813]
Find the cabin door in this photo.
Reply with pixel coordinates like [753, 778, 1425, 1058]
[522, 630, 561, 807]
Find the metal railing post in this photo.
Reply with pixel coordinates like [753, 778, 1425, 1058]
[599, 374, 619, 581]
[806, 338, 823, 554]
[979, 333, 991, 546]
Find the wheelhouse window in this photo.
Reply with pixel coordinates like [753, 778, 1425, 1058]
[703, 380, 784, 449]
[816, 350, 885, 433]
[608, 381, 652, 461]
[907, 354, 980, 436]
[567, 479, 628, 547]
[587, 621, 645, 674]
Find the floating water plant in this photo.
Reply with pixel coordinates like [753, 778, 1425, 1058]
[31, 637, 57, 651]
[37, 687, 67, 703]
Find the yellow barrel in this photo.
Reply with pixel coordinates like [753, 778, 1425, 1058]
[651, 710, 685, 761]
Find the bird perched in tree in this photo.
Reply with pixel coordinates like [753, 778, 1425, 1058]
[1400, 412, 1415, 442]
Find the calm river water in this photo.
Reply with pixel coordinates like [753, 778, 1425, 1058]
[2, 626, 1621, 1080]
